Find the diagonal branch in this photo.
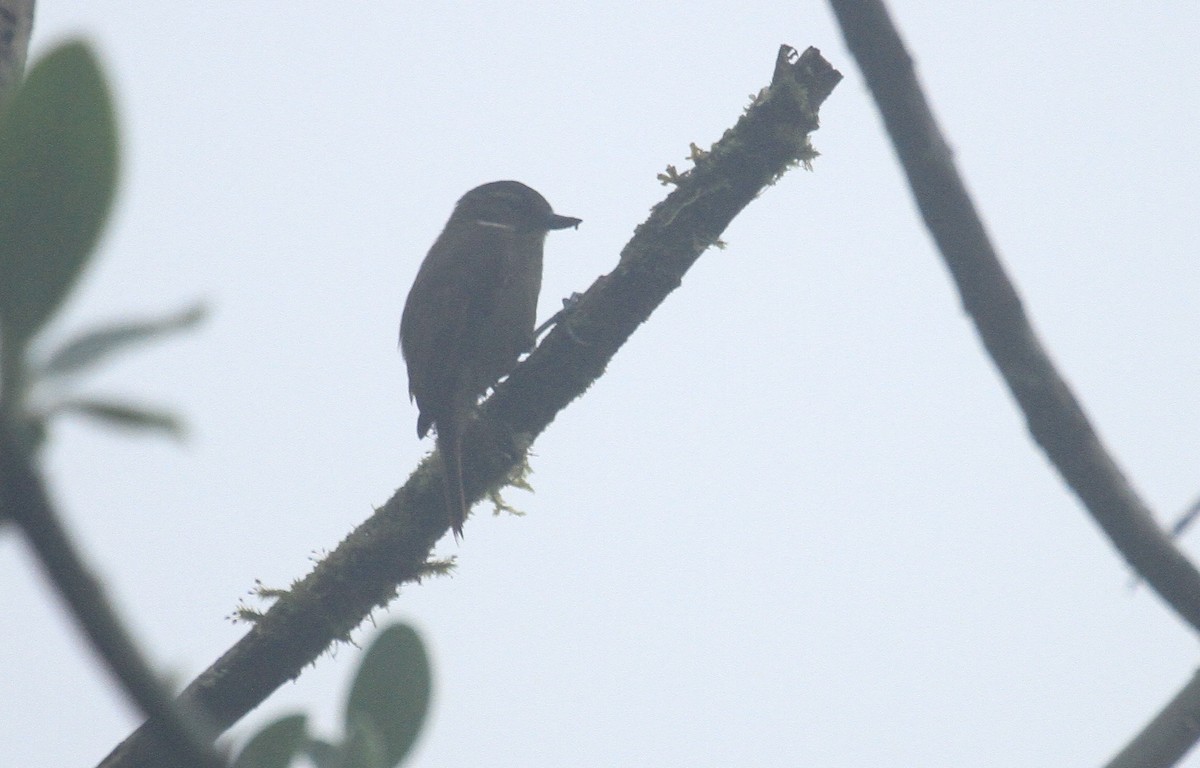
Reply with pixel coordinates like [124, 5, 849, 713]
[825, 2, 1200, 626]
[1103, 668, 1200, 768]
[0, 422, 225, 768]
[97, 45, 842, 768]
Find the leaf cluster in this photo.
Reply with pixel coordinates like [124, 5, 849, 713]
[0, 40, 201, 453]
[232, 624, 432, 768]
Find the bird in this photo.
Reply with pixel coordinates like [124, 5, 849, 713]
[400, 181, 581, 539]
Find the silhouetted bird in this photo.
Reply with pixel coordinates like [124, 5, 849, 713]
[400, 181, 581, 539]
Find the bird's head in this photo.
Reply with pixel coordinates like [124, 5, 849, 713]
[453, 180, 581, 234]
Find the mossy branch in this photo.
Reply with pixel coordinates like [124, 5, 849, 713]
[97, 44, 841, 768]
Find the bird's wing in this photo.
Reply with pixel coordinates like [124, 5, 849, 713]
[400, 222, 512, 422]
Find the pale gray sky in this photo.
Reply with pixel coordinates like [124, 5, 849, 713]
[4, 3, 1200, 767]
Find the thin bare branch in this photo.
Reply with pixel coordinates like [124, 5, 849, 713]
[0, 422, 225, 768]
[1104, 669, 1200, 768]
[826, 0, 1200, 634]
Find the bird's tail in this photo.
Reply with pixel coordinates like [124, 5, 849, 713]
[435, 424, 467, 540]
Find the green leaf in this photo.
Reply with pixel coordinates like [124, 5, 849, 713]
[232, 714, 308, 768]
[299, 737, 340, 768]
[35, 303, 206, 378]
[53, 398, 185, 439]
[340, 713, 389, 768]
[345, 623, 432, 767]
[0, 39, 118, 353]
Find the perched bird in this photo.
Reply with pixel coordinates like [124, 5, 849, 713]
[400, 181, 581, 539]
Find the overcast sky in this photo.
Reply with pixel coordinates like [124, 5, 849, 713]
[4, 3, 1200, 767]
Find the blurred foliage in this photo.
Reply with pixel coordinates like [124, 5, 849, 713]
[0, 40, 117, 355]
[232, 623, 433, 768]
[2, 39, 434, 768]
[0, 39, 202, 449]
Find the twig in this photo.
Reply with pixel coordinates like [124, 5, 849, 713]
[96, 45, 842, 768]
[826, 0, 1200, 631]
[1103, 668, 1200, 768]
[0, 422, 225, 768]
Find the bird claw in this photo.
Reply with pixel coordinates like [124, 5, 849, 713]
[534, 292, 585, 343]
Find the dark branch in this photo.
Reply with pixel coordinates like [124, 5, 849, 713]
[0, 422, 225, 768]
[826, 2, 1200, 628]
[1103, 669, 1200, 768]
[97, 45, 841, 768]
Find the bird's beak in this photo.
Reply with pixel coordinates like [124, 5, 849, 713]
[546, 213, 582, 231]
